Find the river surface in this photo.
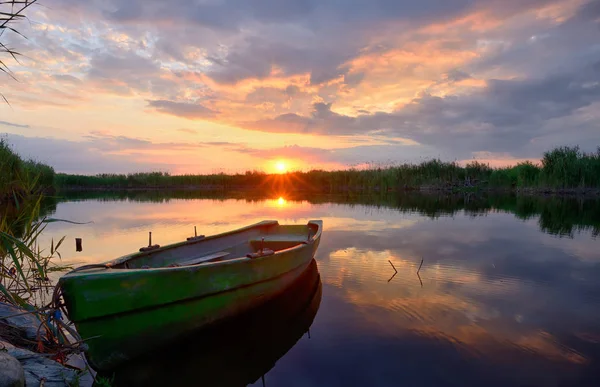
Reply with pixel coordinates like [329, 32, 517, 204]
[40, 192, 600, 387]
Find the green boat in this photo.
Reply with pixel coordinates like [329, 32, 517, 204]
[58, 219, 323, 371]
[110, 259, 322, 386]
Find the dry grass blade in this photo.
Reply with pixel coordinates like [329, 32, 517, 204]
[0, 0, 38, 102]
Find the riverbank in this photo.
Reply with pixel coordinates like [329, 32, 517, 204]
[0, 302, 94, 386]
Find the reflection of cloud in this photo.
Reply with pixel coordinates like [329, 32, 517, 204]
[312, 208, 600, 375]
[324, 246, 589, 366]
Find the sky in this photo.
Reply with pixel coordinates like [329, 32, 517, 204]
[0, 0, 599, 174]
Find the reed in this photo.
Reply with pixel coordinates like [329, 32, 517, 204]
[54, 145, 600, 192]
[1, 1, 39, 103]
[0, 195, 70, 308]
[0, 138, 56, 204]
[0, 140, 63, 307]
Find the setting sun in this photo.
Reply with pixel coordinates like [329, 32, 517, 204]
[275, 161, 287, 173]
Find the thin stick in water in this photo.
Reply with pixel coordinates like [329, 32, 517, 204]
[417, 258, 423, 274]
[388, 260, 398, 273]
[387, 271, 397, 283]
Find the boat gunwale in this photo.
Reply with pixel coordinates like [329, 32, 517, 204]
[63, 220, 322, 277]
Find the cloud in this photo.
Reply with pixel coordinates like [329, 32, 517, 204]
[147, 100, 218, 119]
[0, 120, 30, 129]
[3, 133, 172, 174]
[239, 55, 600, 159]
[231, 143, 442, 168]
[4, 0, 600, 170]
[87, 50, 162, 94]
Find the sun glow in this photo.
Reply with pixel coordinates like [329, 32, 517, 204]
[275, 160, 287, 173]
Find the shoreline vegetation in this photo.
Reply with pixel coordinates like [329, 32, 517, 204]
[54, 146, 600, 195]
[1, 139, 92, 386]
[0, 139, 55, 206]
[2, 140, 599, 196]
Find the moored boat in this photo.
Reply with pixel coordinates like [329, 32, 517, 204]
[108, 258, 322, 386]
[58, 219, 322, 370]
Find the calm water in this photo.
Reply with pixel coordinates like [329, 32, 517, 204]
[40, 192, 600, 387]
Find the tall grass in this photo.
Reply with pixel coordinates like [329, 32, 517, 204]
[0, 195, 69, 308]
[1, 139, 62, 307]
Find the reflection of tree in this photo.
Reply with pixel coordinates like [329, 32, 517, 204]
[56, 190, 599, 238]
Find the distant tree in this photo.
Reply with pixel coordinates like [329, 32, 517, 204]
[0, 0, 38, 103]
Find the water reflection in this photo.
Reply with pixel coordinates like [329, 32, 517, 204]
[107, 259, 322, 387]
[55, 190, 600, 238]
[36, 192, 600, 386]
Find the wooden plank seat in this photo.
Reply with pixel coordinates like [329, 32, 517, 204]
[250, 235, 309, 242]
[249, 235, 309, 252]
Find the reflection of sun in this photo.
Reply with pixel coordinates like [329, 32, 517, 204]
[277, 197, 286, 206]
[275, 161, 287, 173]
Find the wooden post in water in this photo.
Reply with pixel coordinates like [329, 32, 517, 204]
[75, 238, 82, 252]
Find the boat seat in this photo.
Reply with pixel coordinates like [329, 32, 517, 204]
[249, 236, 308, 252]
[177, 251, 230, 266]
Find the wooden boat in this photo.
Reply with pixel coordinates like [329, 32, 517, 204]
[109, 259, 322, 386]
[58, 219, 322, 371]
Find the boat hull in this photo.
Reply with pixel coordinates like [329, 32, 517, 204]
[108, 259, 322, 386]
[60, 222, 322, 371]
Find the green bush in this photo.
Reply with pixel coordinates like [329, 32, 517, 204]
[0, 139, 55, 202]
[540, 146, 600, 188]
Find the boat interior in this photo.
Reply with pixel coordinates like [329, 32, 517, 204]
[109, 221, 320, 270]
